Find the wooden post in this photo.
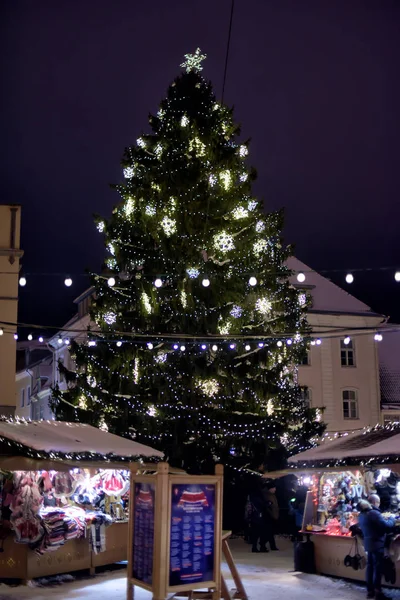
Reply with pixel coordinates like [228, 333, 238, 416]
[127, 462, 139, 600]
[212, 464, 223, 600]
[152, 462, 169, 600]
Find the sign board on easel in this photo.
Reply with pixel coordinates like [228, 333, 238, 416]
[127, 462, 223, 600]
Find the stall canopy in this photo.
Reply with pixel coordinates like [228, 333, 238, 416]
[288, 424, 400, 470]
[0, 420, 163, 471]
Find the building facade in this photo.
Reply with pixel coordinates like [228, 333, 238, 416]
[378, 328, 400, 425]
[289, 257, 383, 433]
[15, 341, 53, 421]
[0, 204, 23, 416]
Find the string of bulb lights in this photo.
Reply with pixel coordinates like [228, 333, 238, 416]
[1, 265, 399, 289]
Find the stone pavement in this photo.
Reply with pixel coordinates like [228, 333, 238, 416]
[0, 537, 399, 600]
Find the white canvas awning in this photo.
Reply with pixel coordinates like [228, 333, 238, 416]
[0, 420, 163, 470]
[288, 426, 400, 469]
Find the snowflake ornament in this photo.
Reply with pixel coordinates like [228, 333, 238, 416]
[103, 311, 117, 325]
[230, 305, 243, 319]
[180, 48, 207, 73]
[239, 145, 248, 157]
[232, 206, 249, 220]
[161, 216, 177, 236]
[97, 221, 105, 233]
[213, 231, 235, 253]
[155, 353, 167, 364]
[196, 378, 219, 397]
[255, 297, 272, 315]
[181, 115, 189, 127]
[145, 205, 156, 216]
[209, 174, 217, 187]
[255, 220, 265, 233]
[253, 239, 268, 257]
[124, 197, 135, 217]
[239, 173, 248, 183]
[248, 200, 258, 211]
[186, 267, 200, 279]
[123, 166, 134, 179]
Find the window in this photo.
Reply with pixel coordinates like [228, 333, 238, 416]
[21, 388, 25, 408]
[301, 350, 311, 366]
[27, 386, 31, 405]
[343, 390, 358, 419]
[300, 387, 312, 408]
[340, 339, 355, 367]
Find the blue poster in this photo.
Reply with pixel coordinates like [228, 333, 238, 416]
[169, 483, 216, 587]
[132, 482, 155, 584]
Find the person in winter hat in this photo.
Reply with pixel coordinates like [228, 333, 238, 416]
[358, 495, 395, 600]
[262, 480, 279, 551]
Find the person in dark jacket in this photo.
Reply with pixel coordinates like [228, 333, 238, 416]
[358, 495, 395, 600]
[262, 480, 279, 551]
[248, 477, 269, 552]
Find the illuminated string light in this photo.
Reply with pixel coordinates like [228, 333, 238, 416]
[297, 272, 306, 283]
[19, 276, 27, 287]
[28, 334, 33, 341]
[395, 271, 400, 282]
[245, 344, 251, 351]
[154, 278, 163, 288]
[107, 277, 116, 287]
[64, 277, 73, 287]
[147, 342, 154, 350]
[374, 333, 383, 342]
[344, 336, 351, 345]
[38, 336, 43, 343]
[345, 273, 354, 284]
[202, 277, 210, 288]
[248, 276, 257, 286]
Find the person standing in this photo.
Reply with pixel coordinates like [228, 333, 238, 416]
[262, 480, 280, 551]
[358, 494, 395, 600]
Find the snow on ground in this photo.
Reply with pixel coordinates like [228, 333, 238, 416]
[0, 537, 399, 600]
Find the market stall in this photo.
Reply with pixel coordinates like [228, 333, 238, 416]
[0, 419, 163, 581]
[288, 424, 400, 587]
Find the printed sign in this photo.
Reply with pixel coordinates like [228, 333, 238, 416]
[132, 482, 155, 584]
[169, 483, 216, 586]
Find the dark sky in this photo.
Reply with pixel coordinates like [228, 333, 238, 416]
[1, 0, 399, 332]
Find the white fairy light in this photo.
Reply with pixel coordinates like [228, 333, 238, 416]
[209, 174, 217, 187]
[345, 273, 354, 284]
[245, 344, 251, 351]
[142, 292, 152, 314]
[213, 231, 235, 253]
[212, 344, 218, 352]
[239, 145, 248, 157]
[297, 272, 306, 283]
[248, 200, 258, 211]
[255, 297, 272, 315]
[277, 341, 283, 347]
[180, 48, 207, 73]
[249, 276, 257, 286]
[180, 115, 189, 127]
[107, 277, 116, 287]
[253, 239, 268, 256]
[64, 277, 72, 287]
[239, 173, 248, 182]
[116, 341, 122, 347]
[187, 267, 200, 279]
[137, 137, 145, 148]
[232, 206, 249, 220]
[230, 305, 243, 318]
[145, 205, 156, 216]
[104, 311, 117, 325]
[124, 197, 135, 217]
[19, 276, 27, 287]
[97, 221, 105, 233]
[344, 336, 351, 345]
[219, 170, 232, 190]
[255, 221, 265, 233]
[202, 277, 210, 287]
[154, 278, 163, 288]
[123, 166, 134, 179]
[28, 334, 33, 341]
[180, 345, 186, 352]
[161, 216, 177, 237]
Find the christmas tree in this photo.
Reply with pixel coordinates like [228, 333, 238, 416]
[53, 49, 324, 472]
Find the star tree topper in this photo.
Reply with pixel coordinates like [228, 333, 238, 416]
[180, 48, 207, 73]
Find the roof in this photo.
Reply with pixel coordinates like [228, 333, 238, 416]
[287, 256, 379, 316]
[0, 420, 163, 469]
[288, 424, 400, 468]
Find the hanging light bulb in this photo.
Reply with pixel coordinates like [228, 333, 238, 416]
[58, 336, 63, 345]
[107, 277, 116, 287]
[0, 328, 3, 336]
[344, 336, 351, 345]
[154, 278, 163, 288]
[310, 340, 316, 346]
[249, 276, 257, 286]
[88, 340, 97, 347]
[286, 339, 293, 345]
[258, 342, 264, 348]
[64, 338, 70, 345]
[28, 334, 33, 341]
[180, 345, 186, 351]
[19, 276, 27, 287]
[297, 272, 306, 283]
[173, 344, 179, 350]
[202, 277, 210, 288]
[147, 342, 154, 350]
[277, 341, 283, 347]
[316, 339, 322, 345]
[64, 277, 73, 287]
[38, 336, 44, 343]
[229, 343, 236, 349]
[212, 344, 218, 352]
[345, 273, 354, 284]
[116, 341, 123, 347]
[374, 333, 383, 342]
[14, 333, 18, 340]
[201, 344, 207, 350]
[395, 271, 400, 282]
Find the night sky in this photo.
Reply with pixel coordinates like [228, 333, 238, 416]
[1, 0, 399, 332]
